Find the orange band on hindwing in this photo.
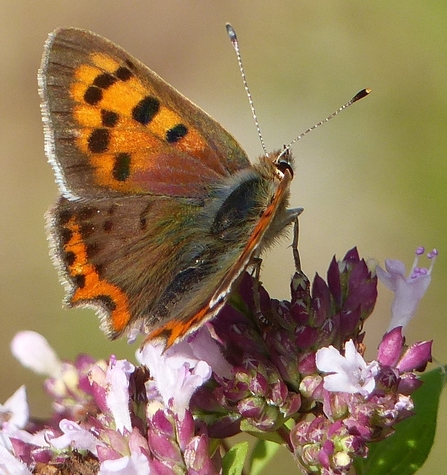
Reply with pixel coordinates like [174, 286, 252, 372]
[61, 215, 131, 335]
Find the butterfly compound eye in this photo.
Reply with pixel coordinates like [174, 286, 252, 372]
[275, 158, 294, 178]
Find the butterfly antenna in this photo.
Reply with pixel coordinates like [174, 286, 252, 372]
[279, 88, 371, 159]
[226, 23, 268, 157]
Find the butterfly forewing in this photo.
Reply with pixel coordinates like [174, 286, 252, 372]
[39, 28, 251, 200]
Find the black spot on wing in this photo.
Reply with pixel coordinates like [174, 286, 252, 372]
[113, 153, 131, 182]
[132, 96, 160, 125]
[65, 251, 76, 267]
[166, 124, 188, 143]
[84, 86, 102, 105]
[94, 73, 117, 89]
[88, 129, 110, 153]
[101, 110, 119, 127]
[74, 274, 86, 289]
[97, 294, 117, 312]
[116, 66, 133, 81]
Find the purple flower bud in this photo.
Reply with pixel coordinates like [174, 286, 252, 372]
[175, 410, 195, 451]
[319, 440, 333, 468]
[290, 271, 311, 306]
[327, 256, 342, 306]
[327, 420, 344, 437]
[397, 340, 433, 373]
[312, 274, 331, 326]
[398, 373, 423, 394]
[298, 353, 318, 375]
[270, 381, 288, 406]
[249, 372, 269, 396]
[377, 327, 404, 366]
[184, 433, 219, 475]
[237, 397, 265, 419]
[344, 247, 361, 264]
[150, 409, 175, 438]
[339, 307, 361, 339]
[375, 366, 399, 391]
[344, 261, 377, 319]
[308, 416, 327, 443]
[290, 420, 311, 445]
[148, 430, 183, 465]
[282, 393, 302, 417]
[295, 326, 319, 349]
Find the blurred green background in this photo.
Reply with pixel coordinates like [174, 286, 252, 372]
[1, 1, 445, 473]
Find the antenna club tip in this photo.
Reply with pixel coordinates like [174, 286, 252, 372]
[226, 23, 237, 42]
[352, 88, 371, 103]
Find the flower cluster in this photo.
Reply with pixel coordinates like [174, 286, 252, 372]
[0, 247, 437, 474]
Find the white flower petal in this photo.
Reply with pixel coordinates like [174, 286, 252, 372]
[10, 332, 61, 377]
[137, 337, 212, 416]
[98, 452, 150, 475]
[377, 251, 435, 331]
[49, 419, 101, 455]
[0, 444, 32, 475]
[105, 358, 134, 433]
[316, 340, 378, 396]
[0, 386, 28, 429]
[315, 345, 346, 373]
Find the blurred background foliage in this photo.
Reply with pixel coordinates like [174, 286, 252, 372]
[0, 1, 445, 473]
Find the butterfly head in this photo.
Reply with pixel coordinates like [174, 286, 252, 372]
[273, 147, 294, 179]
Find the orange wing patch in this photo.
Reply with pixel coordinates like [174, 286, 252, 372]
[70, 52, 215, 192]
[61, 214, 131, 336]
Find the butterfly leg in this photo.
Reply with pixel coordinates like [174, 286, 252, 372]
[250, 255, 270, 325]
[292, 216, 302, 273]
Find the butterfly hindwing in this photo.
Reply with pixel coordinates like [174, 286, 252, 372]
[48, 194, 208, 337]
[48, 189, 264, 339]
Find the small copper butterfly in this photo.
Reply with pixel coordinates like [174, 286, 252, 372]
[39, 27, 367, 348]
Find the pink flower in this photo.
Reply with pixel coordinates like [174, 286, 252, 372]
[376, 247, 437, 331]
[137, 326, 230, 416]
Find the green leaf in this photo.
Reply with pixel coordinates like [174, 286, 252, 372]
[222, 441, 249, 475]
[249, 440, 282, 475]
[355, 366, 446, 475]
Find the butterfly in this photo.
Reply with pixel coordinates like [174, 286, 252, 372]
[38, 27, 304, 347]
